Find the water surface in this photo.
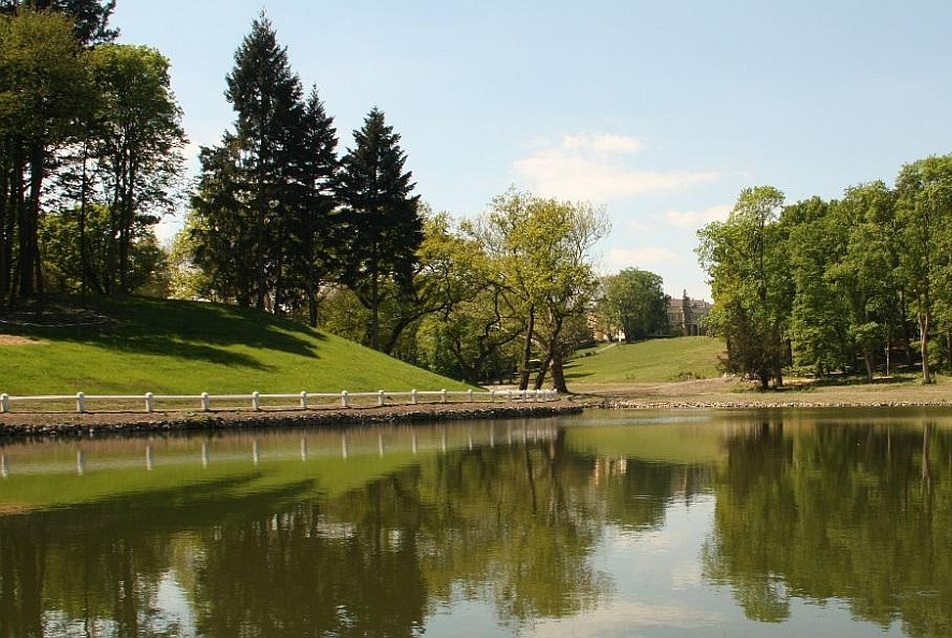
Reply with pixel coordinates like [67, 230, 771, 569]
[1, 408, 950, 637]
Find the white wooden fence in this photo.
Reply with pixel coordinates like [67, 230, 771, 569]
[0, 388, 559, 414]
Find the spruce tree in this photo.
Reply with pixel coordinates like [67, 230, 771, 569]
[193, 12, 304, 311]
[336, 107, 421, 350]
[287, 85, 338, 326]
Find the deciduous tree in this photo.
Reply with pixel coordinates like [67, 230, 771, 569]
[599, 268, 669, 342]
[697, 186, 792, 389]
[473, 189, 608, 392]
[87, 43, 185, 294]
[895, 154, 952, 384]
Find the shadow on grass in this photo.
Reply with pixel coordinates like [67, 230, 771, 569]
[2, 296, 329, 368]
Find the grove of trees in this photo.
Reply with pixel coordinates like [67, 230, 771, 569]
[698, 155, 952, 388]
[0, 2, 186, 304]
[177, 15, 612, 391]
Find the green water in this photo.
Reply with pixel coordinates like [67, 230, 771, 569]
[1, 409, 950, 637]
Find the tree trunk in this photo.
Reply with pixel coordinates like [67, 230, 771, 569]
[518, 304, 535, 391]
[370, 266, 380, 350]
[919, 311, 933, 384]
[884, 335, 892, 377]
[863, 349, 875, 382]
[19, 143, 44, 299]
[533, 352, 551, 390]
[307, 279, 318, 327]
[550, 346, 569, 394]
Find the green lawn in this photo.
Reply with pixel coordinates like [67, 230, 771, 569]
[565, 337, 725, 384]
[0, 297, 468, 395]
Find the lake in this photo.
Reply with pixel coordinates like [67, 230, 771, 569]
[1, 407, 950, 637]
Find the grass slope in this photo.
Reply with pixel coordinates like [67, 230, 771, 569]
[0, 297, 468, 395]
[565, 337, 725, 384]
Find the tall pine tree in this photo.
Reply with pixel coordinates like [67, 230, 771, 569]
[336, 107, 421, 350]
[287, 85, 338, 326]
[192, 12, 304, 311]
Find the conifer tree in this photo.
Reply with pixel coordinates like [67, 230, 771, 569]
[288, 85, 338, 326]
[192, 13, 304, 311]
[336, 107, 421, 350]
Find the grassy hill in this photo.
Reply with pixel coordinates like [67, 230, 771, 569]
[0, 297, 469, 395]
[564, 337, 725, 385]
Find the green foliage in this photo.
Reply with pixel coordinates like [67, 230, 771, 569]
[0, 296, 469, 394]
[0, 8, 183, 305]
[0, 0, 117, 45]
[85, 43, 186, 294]
[701, 154, 952, 385]
[473, 188, 608, 392]
[0, 9, 91, 299]
[896, 154, 952, 384]
[39, 203, 168, 296]
[598, 268, 669, 342]
[697, 186, 791, 388]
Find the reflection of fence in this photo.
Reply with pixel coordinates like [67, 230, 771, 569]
[0, 421, 559, 478]
[0, 388, 559, 414]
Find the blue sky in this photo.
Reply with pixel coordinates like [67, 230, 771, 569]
[112, 1, 952, 299]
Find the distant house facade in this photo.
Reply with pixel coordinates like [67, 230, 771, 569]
[667, 292, 712, 336]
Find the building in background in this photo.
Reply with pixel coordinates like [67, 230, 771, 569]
[667, 292, 712, 336]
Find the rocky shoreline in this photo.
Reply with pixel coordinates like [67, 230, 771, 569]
[4, 383, 952, 439]
[601, 398, 952, 410]
[0, 400, 584, 439]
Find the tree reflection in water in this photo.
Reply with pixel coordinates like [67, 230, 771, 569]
[1, 415, 951, 637]
[702, 416, 952, 637]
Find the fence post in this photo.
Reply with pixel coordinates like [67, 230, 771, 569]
[76, 392, 85, 413]
[467, 389, 473, 403]
[341, 390, 349, 408]
[201, 392, 210, 412]
[378, 390, 385, 406]
[300, 391, 308, 409]
[252, 391, 261, 411]
[441, 389, 447, 404]
[411, 389, 418, 405]
[145, 392, 154, 413]
[0, 393, 8, 413]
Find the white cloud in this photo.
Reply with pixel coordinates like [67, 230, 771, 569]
[562, 133, 644, 155]
[623, 218, 654, 234]
[513, 134, 720, 202]
[528, 600, 723, 636]
[664, 204, 732, 230]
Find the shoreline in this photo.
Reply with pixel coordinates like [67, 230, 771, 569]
[3, 376, 952, 438]
[0, 400, 584, 439]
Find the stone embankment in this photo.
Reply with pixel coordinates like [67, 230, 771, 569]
[0, 400, 583, 439]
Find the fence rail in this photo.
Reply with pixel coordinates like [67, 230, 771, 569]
[0, 388, 560, 414]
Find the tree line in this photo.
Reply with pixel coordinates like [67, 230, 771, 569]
[697, 155, 952, 388]
[0, 4, 617, 391]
